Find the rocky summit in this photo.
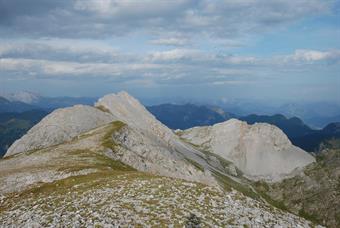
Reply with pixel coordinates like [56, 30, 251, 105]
[5, 105, 116, 157]
[178, 119, 315, 181]
[0, 91, 322, 227]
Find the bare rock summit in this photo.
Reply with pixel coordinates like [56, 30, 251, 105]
[179, 119, 315, 181]
[5, 105, 115, 157]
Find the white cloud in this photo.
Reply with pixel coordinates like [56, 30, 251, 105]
[150, 37, 189, 46]
[291, 49, 340, 62]
[0, 58, 163, 79]
[0, 40, 130, 63]
[148, 49, 204, 62]
[0, 40, 339, 86]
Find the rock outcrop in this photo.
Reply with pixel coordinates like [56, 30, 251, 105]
[179, 119, 315, 181]
[5, 105, 115, 157]
[95, 91, 175, 143]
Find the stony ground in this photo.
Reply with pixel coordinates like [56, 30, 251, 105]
[0, 117, 324, 227]
[0, 170, 318, 228]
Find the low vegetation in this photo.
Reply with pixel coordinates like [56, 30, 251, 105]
[253, 139, 340, 228]
[101, 121, 126, 151]
[0, 170, 313, 227]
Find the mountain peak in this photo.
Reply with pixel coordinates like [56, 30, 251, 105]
[5, 105, 115, 157]
[323, 122, 340, 133]
[117, 90, 134, 98]
[180, 118, 315, 181]
[95, 91, 168, 133]
[0, 91, 41, 104]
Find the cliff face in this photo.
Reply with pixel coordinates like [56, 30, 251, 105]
[179, 119, 315, 181]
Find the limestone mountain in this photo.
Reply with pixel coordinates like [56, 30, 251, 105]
[0, 92, 322, 227]
[0, 96, 39, 113]
[178, 119, 315, 181]
[5, 105, 115, 157]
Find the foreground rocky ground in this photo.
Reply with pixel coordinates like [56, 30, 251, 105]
[0, 170, 318, 227]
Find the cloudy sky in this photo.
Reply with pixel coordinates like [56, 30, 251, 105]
[0, 0, 339, 103]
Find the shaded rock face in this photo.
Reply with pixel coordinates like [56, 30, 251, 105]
[179, 119, 315, 181]
[5, 105, 115, 157]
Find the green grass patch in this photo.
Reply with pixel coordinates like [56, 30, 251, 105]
[212, 170, 259, 199]
[298, 209, 321, 224]
[101, 121, 126, 151]
[253, 181, 288, 211]
[66, 149, 135, 172]
[8, 171, 151, 203]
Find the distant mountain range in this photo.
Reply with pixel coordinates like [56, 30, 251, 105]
[239, 114, 313, 138]
[148, 103, 340, 152]
[0, 97, 39, 113]
[0, 91, 96, 112]
[1, 92, 339, 155]
[292, 123, 340, 152]
[147, 104, 235, 130]
[215, 99, 340, 129]
[2, 91, 340, 128]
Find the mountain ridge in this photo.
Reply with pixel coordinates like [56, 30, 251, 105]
[5, 92, 315, 183]
[0, 91, 330, 227]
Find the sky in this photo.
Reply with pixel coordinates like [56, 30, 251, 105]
[0, 0, 339, 103]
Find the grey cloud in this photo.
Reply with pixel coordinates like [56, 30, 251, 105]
[0, 38, 338, 86]
[0, 40, 137, 63]
[0, 0, 333, 41]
